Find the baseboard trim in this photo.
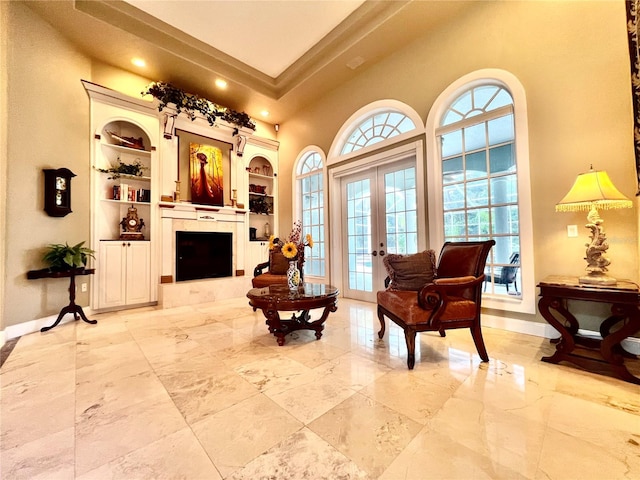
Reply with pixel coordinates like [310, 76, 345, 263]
[2, 308, 97, 341]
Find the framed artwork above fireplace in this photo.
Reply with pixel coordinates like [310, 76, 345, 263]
[176, 129, 233, 205]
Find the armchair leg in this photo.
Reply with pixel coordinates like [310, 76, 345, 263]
[404, 329, 416, 369]
[470, 325, 489, 362]
[439, 328, 446, 337]
[376, 306, 386, 339]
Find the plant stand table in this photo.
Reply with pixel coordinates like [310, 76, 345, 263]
[247, 283, 339, 346]
[27, 268, 97, 332]
[538, 275, 640, 384]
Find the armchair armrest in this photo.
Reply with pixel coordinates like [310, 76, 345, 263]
[253, 261, 270, 278]
[417, 275, 484, 310]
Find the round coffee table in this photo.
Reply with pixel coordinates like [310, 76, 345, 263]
[247, 283, 339, 346]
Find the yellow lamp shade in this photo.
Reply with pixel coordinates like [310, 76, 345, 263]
[555, 169, 632, 212]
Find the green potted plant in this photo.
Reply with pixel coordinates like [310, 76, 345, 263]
[95, 159, 147, 179]
[43, 241, 95, 271]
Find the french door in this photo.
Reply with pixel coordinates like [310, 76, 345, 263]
[341, 159, 418, 302]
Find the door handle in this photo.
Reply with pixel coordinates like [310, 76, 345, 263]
[379, 250, 386, 256]
[371, 251, 378, 257]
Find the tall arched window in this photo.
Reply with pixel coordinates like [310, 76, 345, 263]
[296, 149, 325, 277]
[426, 70, 535, 314]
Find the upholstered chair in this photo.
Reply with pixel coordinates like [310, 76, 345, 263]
[252, 250, 299, 288]
[376, 240, 495, 369]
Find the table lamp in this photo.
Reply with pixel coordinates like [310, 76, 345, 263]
[555, 166, 632, 285]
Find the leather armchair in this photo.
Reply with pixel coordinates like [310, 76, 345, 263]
[252, 250, 304, 288]
[376, 240, 495, 369]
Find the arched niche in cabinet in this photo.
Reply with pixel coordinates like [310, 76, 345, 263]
[247, 155, 276, 241]
[95, 120, 154, 242]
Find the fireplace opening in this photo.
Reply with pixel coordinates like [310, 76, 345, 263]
[176, 231, 232, 282]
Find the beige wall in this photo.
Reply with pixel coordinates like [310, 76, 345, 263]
[3, 2, 92, 329]
[1, 1, 9, 333]
[277, 0, 638, 324]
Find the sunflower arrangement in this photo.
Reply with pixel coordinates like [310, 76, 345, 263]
[269, 220, 313, 270]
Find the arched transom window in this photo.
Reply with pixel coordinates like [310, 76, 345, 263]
[297, 151, 325, 277]
[340, 111, 416, 155]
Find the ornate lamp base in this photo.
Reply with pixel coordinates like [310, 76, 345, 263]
[579, 272, 617, 286]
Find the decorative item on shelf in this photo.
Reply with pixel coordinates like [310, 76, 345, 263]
[268, 220, 313, 275]
[264, 222, 271, 237]
[262, 165, 272, 176]
[120, 205, 145, 240]
[96, 159, 146, 179]
[287, 261, 301, 290]
[249, 196, 272, 214]
[254, 185, 267, 195]
[556, 165, 632, 285]
[253, 167, 261, 174]
[106, 130, 145, 150]
[174, 180, 181, 202]
[231, 189, 237, 207]
[141, 82, 256, 130]
[161, 195, 173, 203]
[43, 168, 75, 217]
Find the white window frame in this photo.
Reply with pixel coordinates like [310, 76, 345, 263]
[293, 146, 328, 282]
[426, 69, 535, 314]
[328, 99, 423, 165]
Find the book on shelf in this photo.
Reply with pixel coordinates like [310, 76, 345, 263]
[110, 184, 150, 203]
[136, 189, 151, 203]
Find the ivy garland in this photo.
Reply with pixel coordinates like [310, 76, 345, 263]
[142, 82, 256, 131]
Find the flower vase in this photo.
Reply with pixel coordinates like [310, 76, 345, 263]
[287, 261, 301, 290]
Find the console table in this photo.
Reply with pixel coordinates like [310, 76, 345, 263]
[538, 275, 640, 384]
[27, 268, 97, 332]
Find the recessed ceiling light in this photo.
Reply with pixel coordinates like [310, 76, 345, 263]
[261, 110, 270, 117]
[215, 78, 228, 89]
[131, 58, 146, 68]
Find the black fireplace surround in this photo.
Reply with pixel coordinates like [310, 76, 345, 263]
[176, 231, 232, 282]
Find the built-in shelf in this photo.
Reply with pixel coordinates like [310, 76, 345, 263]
[102, 143, 151, 157]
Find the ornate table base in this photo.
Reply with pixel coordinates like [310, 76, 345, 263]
[247, 283, 339, 346]
[538, 276, 640, 384]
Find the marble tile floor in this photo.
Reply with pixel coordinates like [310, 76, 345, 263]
[1, 296, 639, 479]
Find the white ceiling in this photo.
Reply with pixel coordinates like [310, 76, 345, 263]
[125, 0, 366, 78]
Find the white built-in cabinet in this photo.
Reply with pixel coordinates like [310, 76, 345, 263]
[84, 81, 159, 311]
[98, 240, 151, 308]
[84, 81, 281, 303]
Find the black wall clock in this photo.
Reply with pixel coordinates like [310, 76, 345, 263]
[44, 168, 76, 217]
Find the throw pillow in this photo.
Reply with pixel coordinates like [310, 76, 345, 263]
[383, 249, 437, 291]
[269, 250, 289, 275]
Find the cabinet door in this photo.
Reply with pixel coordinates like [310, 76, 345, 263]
[247, 241, 269, 277]
[98, 241, 127, 309]
[125, 241, 151, 305]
